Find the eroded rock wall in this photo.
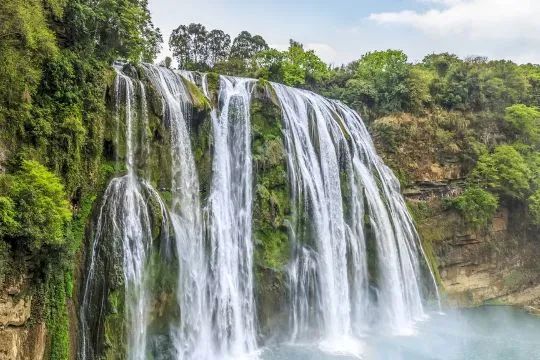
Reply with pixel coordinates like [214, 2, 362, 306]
[0, 277, 46, 360]
[372, 112, 540, 310]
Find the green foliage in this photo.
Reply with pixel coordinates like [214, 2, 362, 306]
[406, 66, 434, 112]
[504, 104, 540, 144]
[169, 24, 267, 71]
[0, 0, 60, 127]
[256, 40, 329, 87]
[338, 50, 411, 119]
[45, 269, 70, 360]
[0, 197, 18, 238]
[251, 95, 291, 271]
[528, 190, 540, 225]
[472, 145, 532, 199]
[450, 187, 499, 228]
[230, 31, 269, 59]
[64, 0, 162, 62]
[0, 160, 72, 250]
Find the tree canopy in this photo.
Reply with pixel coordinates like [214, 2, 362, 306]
[169, 24, 268, 70]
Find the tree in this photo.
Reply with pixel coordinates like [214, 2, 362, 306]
[0, 160, 72, 250]
[169, 24, 235, 70]
[187, 23, 208, 64]
[406, 66, 433, 113]
[451, 186, 498, 228]
[169, 25, 190, 68]
[256, 40, 329, 87]
[63, 0, 162, 62]
[422, 53, 461, 77]
[169, 23, 209, 69]
[504, 104, 540, 144]
[283, 40, 329, 87]
[230, 31, 269, 59]
[472, 145, 532, 199]
[207, 29, 231, 66]
[342, 50, 411, 119]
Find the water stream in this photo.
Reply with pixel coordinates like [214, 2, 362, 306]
[79, 66, 452, 360]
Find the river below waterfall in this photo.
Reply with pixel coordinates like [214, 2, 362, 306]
[261, 307, 540, 360]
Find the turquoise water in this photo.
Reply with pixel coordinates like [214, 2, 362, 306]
[261, 307, 540, 360]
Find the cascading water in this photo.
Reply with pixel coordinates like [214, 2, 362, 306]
[271, 82, 438, 349]
[273, 84, 354, 344]
[79, 64, 438, 360]
[79, 67, 158, 360]
[141, 64, 213, 359]
[205, 75, 258, 357]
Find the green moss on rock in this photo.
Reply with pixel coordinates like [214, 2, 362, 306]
[251, 87, 290, 271]
[251, 84, 292, 336]
[180, 77, 211, 113]
[189, 110, 213, 201]
[103, 289, 127, 360]
[205, 72, 220, 104]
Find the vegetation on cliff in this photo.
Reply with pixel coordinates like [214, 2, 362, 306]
[0, 12, 539, 358]
[0, 0, 161, 358]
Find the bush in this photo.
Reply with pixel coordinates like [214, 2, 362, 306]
[472, 145, 532, 199]
[528, 190, 540, 225]
[451, 186, 499, 228]
[0, 160, 72, 250]
[504, 104, 540, 144]
[0, 196, 18, 237]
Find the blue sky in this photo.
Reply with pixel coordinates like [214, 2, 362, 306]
[148, 0, 540, 65]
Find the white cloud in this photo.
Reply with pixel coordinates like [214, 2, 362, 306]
[369, 0, 540, 41]
[306, 43, 340, 64]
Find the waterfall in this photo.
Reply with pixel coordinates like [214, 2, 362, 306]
[79, 67, 158, 360]
[79, 64, 438, 359]
[205, 75, 258, 356]
[271, 82, 437, 347]
[141, 64, 213, 359]
[273, 84, 353, 342]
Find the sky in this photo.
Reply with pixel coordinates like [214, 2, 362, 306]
[148, 0, 540, 65]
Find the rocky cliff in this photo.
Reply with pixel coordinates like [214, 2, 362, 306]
[0, 276, 46, 360]
[372, 112, 540, 311]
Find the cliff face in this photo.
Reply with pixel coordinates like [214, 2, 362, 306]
[0, 276, 46, 360]
[415, 199, 540, 308]
[372, 112, 540, 310]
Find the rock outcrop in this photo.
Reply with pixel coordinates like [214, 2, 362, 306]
[416, 203, 540, 307]
[0, 277, 46, 360]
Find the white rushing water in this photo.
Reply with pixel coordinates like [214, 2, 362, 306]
[80, 67, 156, 360]
[80, 65, 438, 360]
[142, 64, 213, 359]
[271, 82, 438, 352]
[205, 75, 258, 357]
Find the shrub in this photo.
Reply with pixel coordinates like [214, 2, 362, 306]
[451, 186, 499, 228]
[472, 145, 532, 199]
[0, 160, 72, 250]
[528, 190, 540, 225]
[504, 104, 540, 144]
[0, 196, 18, 237]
